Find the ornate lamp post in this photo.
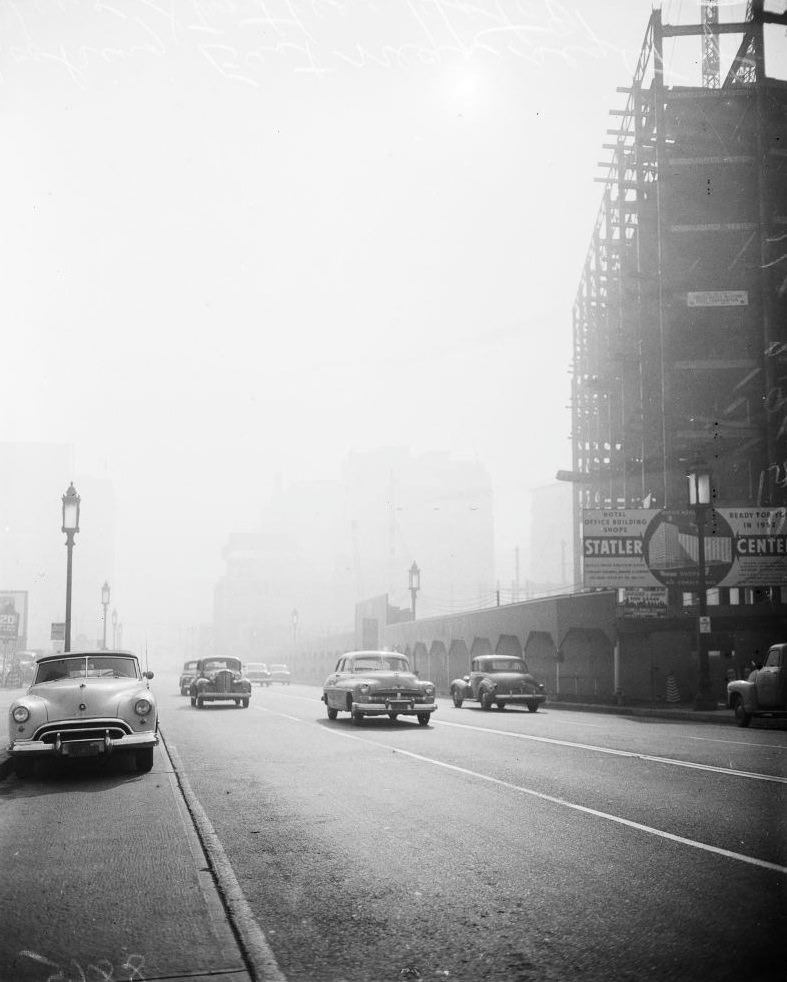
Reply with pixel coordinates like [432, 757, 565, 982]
[111, 608, 118, 649]
[61, 483, 81, 653]
[101, 581, 111, 649]
[687, 461, 716, 710]
[408, 561, 421, 620]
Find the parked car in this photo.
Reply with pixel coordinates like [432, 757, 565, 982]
[190, 657, 251, 708]
[246, 662, 272, 686]
[727, 642, 787, 726]
[450, 655, 546, 712]
[7, 650, 158, 777]
[269, 664, 291, 685]
[322, 650, 437, 726]
[179, 659, 199, 695]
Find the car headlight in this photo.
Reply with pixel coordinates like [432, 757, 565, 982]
[12, 706, 30, 723]
[134, 698, 152, 716]
[358, 683, 370, 695]
[423, 684, 435, 699]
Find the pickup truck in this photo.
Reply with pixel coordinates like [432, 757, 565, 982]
[727, 642, 787, 727]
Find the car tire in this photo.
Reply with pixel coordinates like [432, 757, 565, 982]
[732, 696, 751, 728]
[135, 748, 154, 773]
[196, 696, 204, 709]
[527, 702, 539, 713]
[388, 712, 399, 720]
[242, 698, 249, 708]
[496, 701, 507, 710]
[451, 688, 463, 708]
[327, 706, 338, 720]
[14, 758, 34, 779]
[417, 713, 431, 726]
[480, 690, 495, 711]
[190, 696, 196, 707]
[350, 705, 364, 726]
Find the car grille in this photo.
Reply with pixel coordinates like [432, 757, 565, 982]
[213, 670, 235, 692]
[34, 720, 132, 743]
[369, 689, 422, 702]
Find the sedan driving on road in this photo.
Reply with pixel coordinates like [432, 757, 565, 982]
[7, 650, 158, 777]
[190, 657, 252, 708]
[322, 650, 437, 726]
[450, 655, 546, 712]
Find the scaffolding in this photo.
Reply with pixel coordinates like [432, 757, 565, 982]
[570, 0, 787, 568]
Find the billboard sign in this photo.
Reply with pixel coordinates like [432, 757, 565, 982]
[583, 508, 787, 589]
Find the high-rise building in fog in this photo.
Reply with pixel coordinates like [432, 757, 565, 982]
[213, 448, 496, 656]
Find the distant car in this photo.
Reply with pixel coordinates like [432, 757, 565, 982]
[179, 659, 199, 695]
[269, 664, 291, 685]
[450, 655, 546, 712]
[7, 650, 158, 778]
[246, 662, 272, 686]
[322, 650, 437, 726]
[190, 657, 251, 708]
[727, 642, 787, 726]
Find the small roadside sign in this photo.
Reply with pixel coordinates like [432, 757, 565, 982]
[699, 616, 711, 634]
[51, 622, 66, 641]
[0, 612, 19, 639]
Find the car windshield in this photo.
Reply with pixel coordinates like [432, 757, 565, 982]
[247, 663, 268, 671]
[183, 661, 197, 671]
[203, 659, 240, 672]
[35, 656, 140, 682]
[350, 656, 410, 673]
[481, 659, 527, 673]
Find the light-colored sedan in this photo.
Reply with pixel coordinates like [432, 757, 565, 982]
[7, 651, 158, 777]
[269, 664, 291, 685]
[322, 650, 437, 726]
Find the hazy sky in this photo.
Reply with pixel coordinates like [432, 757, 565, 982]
[3, 1, 757, 643]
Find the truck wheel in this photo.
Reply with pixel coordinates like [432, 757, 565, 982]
[417, 713, 431, 726]
[732, 697, 751, 728]
[451, 688, 464, 708]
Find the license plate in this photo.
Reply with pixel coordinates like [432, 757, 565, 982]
[387, 701, 412, 710]
[64, 741, 103, 758]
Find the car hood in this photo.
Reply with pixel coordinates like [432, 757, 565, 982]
[27, 678, 149, 718]
[347, 671, 423, 687]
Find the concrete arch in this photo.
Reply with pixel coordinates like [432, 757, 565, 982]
[412, 641, 429, 678]
[496, 634, 523, 658]
[524, 631, 559, 693]
[558, 628, 614, 701]
[428, 640, 449, 693]
[470, 637, 493, 659]
[448, 639, 470, 683]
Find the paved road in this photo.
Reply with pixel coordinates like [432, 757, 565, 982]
[2, 674, 785, 981]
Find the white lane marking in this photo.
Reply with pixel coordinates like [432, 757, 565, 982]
[254, 702, 787, 783]
[684, 733, 787, 750]
[316, 725, 787, 875]
[433, 718, 787, 784]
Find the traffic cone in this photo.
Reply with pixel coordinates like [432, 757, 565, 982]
[666, 673, 680, 703]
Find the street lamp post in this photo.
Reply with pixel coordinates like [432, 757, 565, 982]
[687, 462, 716, 711]
[111, 608, 118, 649]
[101, 581, 111, 650]
[408, 561, 421, 620]
[291, 609, 299, 648]
[61, 483, 81, 653]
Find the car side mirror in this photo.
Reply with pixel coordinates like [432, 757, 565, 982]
[143, 671, 155, 680]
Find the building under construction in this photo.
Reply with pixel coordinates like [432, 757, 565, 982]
[571, 1, 787, 569]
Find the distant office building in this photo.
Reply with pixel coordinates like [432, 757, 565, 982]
[213, 448, 496, 656]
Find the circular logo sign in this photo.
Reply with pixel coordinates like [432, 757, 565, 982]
[642, 509, 734, 588]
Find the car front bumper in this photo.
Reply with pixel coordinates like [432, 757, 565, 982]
[493, 693, 546, 705]
[196, 690, 250, 700]
[9, 730, 159, 758]
[354, 701, 437, 716]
